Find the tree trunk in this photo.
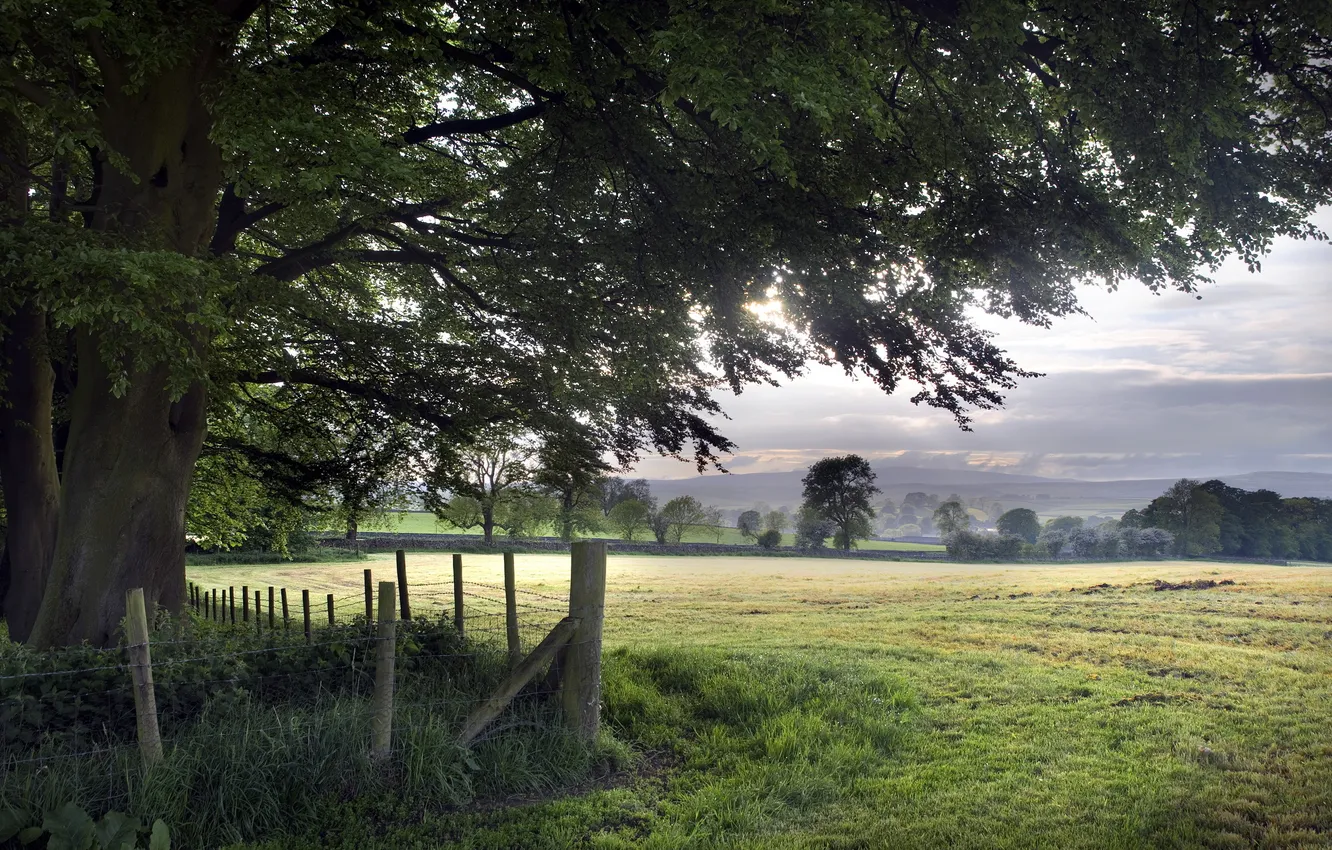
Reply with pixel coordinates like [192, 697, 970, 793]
[26, 43, 224, 648]
[482, 507, 495, 545]
[0, 306, 62, 642]
[28, 349, 207, 648]
[346, 517, 359, 541]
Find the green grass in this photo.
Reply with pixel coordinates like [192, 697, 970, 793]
[363, 510, 945, 551]
[182, 553, 1332, 849]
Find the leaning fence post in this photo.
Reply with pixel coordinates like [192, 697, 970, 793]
[562, 541, 607, 741]
[280, 588, 290, 629]
[363, 568, 374, 624]
[370, 580, 397, 761]
[504, 552, 520, 667]
[453, 553, 464, 636]
[396, 550, 411, 621]
[268, 586, 276, 629]
[302, 590, 311, 643]
[125, 588, 163, 766]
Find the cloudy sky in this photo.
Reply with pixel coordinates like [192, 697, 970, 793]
[634, 210, 1332, 482]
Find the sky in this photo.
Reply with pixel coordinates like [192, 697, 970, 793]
[634, 210, 1332, 482]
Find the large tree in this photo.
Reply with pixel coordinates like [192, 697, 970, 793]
[3, 1, 1331, 645]
[801, 455, 880, 550]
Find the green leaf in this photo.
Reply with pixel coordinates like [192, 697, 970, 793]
[17, 826, 44, 845]
[149, 820, 170, 850]
[42, 801, 96, 850]
[94, 811, 141, 850]
[0, 808, 29, 842]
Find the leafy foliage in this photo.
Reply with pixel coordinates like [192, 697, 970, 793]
[801, 456, 880, 550]
[608, 499, 653, 542]
[736, 510, 763, 542]
[0, 803, 169, 850]
[996, 508, 1042, 544]
[655, 496, 711, 545]
[932, 501, 971, 536]
[944, 531, 1024, 562]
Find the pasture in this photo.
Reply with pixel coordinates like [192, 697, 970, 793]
[359, 511, 946, 551]
[186, 554, 1332, 849]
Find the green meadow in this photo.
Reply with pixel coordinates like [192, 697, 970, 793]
[362, 511, 945, 551]
[182, 552, 1332, 848]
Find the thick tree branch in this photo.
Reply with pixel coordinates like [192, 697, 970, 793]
[236, 369, 455, 430]
[211, 184, 285, 255]
[403, 101, 549, 144]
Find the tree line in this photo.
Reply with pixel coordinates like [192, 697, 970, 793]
[940, 478, 1332, 562]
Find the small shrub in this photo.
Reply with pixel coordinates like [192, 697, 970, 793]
[757, 529, 782, 549]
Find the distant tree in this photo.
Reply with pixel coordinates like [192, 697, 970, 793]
[1038, 528, 1069, 558]
[704, 506, 726, 543]
[895, 523, 922, 538]
[1119, 509, 1148, 529]
[428, 432, 534, 545]
[608, 499, 653, 541]
[534, 430, 610, 541]
[737, 510, 764, 541]
[658, 496, 710, 544]
[438, 495, 484, 533]
[494, 491, 560, 539]
[757, 529, 783, 550]
[794, 505, 836, 550]
[601, 478, 653, 516]
[903, 492, 930, 511]
[1142, 479, 1224, 556]
[801, 455, 880, 551]
[933, 501, 971, 536]
[764, 510, 790, 535]
[996, 508, 1041, 544]
[945, 530, 1023, 561]
[1044, 516, 1084, 533]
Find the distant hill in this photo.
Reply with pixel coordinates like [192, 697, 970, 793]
[643, 466, 1332, 518]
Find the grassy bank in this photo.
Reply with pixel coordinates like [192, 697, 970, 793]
[180, 553, 1332, 848]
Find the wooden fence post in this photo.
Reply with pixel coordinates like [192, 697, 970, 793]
[370, 580, 397, 761]
[242, 585, 250, 622]
[504, 552, 520, 667]
[211, 589, 217, 621]
[255, 590, 262, 634]
[268, 587, 275, 629]
[125, 588, 163, 766]
[458, 617, 579, 746]
[327, 593, 335, 626]
[396, 550, 411, 621]
[562, 541, 606, 741]
[453, 553, 464, 636]
[363, 568, 374, 624]
[302, 590, 311, 643]
[280, 588, 290, 629]
[229, 586, 235, 624]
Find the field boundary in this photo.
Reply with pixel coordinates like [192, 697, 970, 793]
[320, 533, 950, 561]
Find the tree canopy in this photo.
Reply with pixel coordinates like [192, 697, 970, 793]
[801, 455, 880, 550]
[3, 0, 1331, 645]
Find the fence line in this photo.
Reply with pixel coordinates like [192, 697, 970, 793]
[2, 545, 606, 775]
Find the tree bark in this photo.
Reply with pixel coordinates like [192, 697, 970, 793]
[346, 517, 359, 541]
[28, 349, 207, 648]
[482, 507, 495, 545]
[26, 41, 224, 647]
[0, 306, 62, 642]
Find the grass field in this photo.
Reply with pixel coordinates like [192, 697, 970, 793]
[362, 510, 946, 551]
[187, 554, 1332, 849]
